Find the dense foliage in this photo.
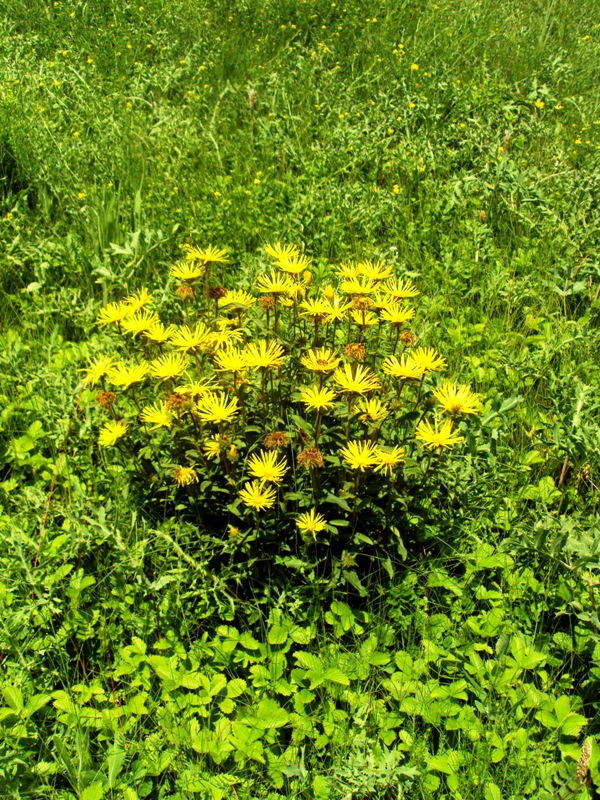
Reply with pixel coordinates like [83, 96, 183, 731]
[0, 0, 599, 798]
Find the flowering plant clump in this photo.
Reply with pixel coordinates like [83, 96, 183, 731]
[84, 244, 482, 549]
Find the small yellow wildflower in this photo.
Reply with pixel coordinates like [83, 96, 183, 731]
[296, 509, 327, 540]
[109, 361, 150, 389]
[374, 445, 405, 475]
[150, 353, 189, 381]
[415, 418, 464, 449]
[355, 397, 388, 423]
[239, 480, 277, 511]
[301, 347, 341, 372]
[184, 244, 229, 264]
[196, 392, 239, 423]
[173, 466, 199, 486]
[433, 382, 482, 416]
[334, 363, 381, 395]
[140, 401, 172, 430]
[247, 450, 288, 484]
[340, 440, 379, 471]
[244, 339, 286, 369]
[170, 260, 204, 281]
[411, 346, 447, 373]
[301, 386, 337, 411]
[98, 420, 128, 447]
[82, 355, 114, 387]
[97, 301, 130, 326]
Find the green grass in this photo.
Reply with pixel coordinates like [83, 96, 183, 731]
[0, 1, 600, 798]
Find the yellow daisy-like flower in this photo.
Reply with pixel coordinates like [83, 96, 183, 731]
[219, 289, 256, 310]
[239, 480, 277, 511]
[173, 466, 199, 486]
[184, 244, 229, 264]
[300, 347, 341, 372]
[415, 418, 465, 449]
[124, 288, 153, 313]
[411, 346, 447, 373]
[108, 361, 150, 389]
[383, 277, 420, 299]
[265, 242, 300, 261]
[374, 445, 405, 475]
[247, 450, 288, 484]
[203, 437, 222, 460]
[296, 509, 327, 540]
[321, 284, 336, 300]
[169, 323, 211, 352]
[174, 378, 217, 398]
[144, 322, 177, 343]
[351, 309, 379, 327]
[340, 276, 377, 296]
[97, 301, 131, 326]
[336, 261, 360, 279]
[150, 353, 189, 381]
[301, 386, 337, 411]
[380, 303, 415, 326]
[213, 345, 249, 373]
[339, 439, 379, 471]
[382, 354, 424, 380]
[98, 419, 128, 447]
[140, 401, 172, 430]
[196, 391, 239, 423]
[355, 397, 388, 423]
[277, 253, 312, 274]
[121, 310, 160, 337]
[299, 298, 330, 318]
[333, 363, 381, 395]
[323, 297, 352, 323]
[205, 328, 243, 351]
[358, 260, 393, 281]
[244, 339, 286, 369]
[170, 259, 204, 281]
[256, 271, 294, 295]
[82, 355, 114, 387]
[433, 382, 482, 416]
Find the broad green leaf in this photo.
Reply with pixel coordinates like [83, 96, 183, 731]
[3, 686, 23, 711]
[80, 783, 104, 800]
[321, 668, 350, 686]
[484, 783, 502, 800]
[226, 679, 247, 698]
[267, 624, 289, 645]
[250, 698, 289, 729]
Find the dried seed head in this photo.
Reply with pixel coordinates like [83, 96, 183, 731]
[167, 393, 190, 412]
[479, 210, 487, 222]
[259, 295, 276, 309]
[352, 297, 374, 311]
[344, 342, 367, 361]
[297, 448, 324, 469]
[575, 739, 592, 784]
[208, 285, 228, 300]
[176, 283, 195, 300]
[96, 391, 117, 409]
[400, 330, 416, 347]
[264, 431, 290, 449]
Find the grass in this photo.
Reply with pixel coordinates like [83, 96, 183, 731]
[0, 0, 600, 798]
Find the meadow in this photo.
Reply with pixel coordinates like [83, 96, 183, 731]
[0, 0, 600, 797]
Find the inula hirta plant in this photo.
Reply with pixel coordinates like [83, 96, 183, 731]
[84, 244, 482, 545]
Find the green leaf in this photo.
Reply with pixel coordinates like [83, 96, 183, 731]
[267, 624, 289, 645]
[249, 698, 289, 729]
[321, 668, 350, 686]
[227, 679, 247, 698]
[3, 686, 23, 711]
[484, 783, 502, 800]
[80, 783, 104, 800]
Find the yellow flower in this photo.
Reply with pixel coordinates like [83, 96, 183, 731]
[411, 346, 447, 373]
[277, 253, 312, 274]
[109, 361, 150, 389]
[355, 397, 388, 423]
[323, 297, 352, 322]
[301, 385, 337, 411]
[336, 261, 360, 279]
[247, 450, 288, 483]
[411, 62, 419, 71]
[256, 271, 294, 295]
[380, 303, 415, 325]
[340, 276, 377, 295]
[321, 284, 336, 300]
[382, 354, 424, 380]
[333, 363, 381, 394]
[184, 244, 229, 264]
[244, 339, 286, 369]
[196, 391, 239, 423]
[296, 508, 327, 539]
[124, 287, 153, 313]
[339, 439, 379, 470]
[140, 401, 172, 430]
[299, 298, 330, 318]
[219, 289, 256, 310]
[415, 418, 464, 449]
[82, 355, 114, 387]
[358, 260, 393, 281]
[374, 445, 405, 475]
[150, 353, 189, 381]
[265, 242, 300, 261]
[203, 437, 222, 460]
[98, 420, 128, 447]
[301, 347, 341, 372]
[239, 480, 277, 511]
[535, 99, 545, 109]
[144, 322, 177, 343]
[351, 309, 379, 327]
[121, 310, 160, 336]
[170, 260, 204, 281]
[433, 382, 481, 415]
[169, 323, 211, 351]
[173, 466, 199, 486]
[213, 345, 249, 372]
[97, 301, 130, 326]
[383, 277, 420, 299]
[174, 378, 217, 398]
[206, 328, 243, 351]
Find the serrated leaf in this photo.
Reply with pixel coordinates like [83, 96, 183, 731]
[80, 783, 104, 800]
[321, 668, 350, 686]
[226, 679, 247, 698]
[267, 624, 289, 645]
